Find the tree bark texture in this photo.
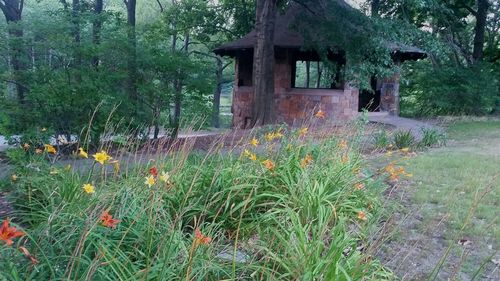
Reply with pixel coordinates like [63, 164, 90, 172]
[0, 0, 26, 103]
[472, 0, 490, 63]
[92, 0, 103, 68]
[124, 0, 137, 103]
[251, 0, 277, 127]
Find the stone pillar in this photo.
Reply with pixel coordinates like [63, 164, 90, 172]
[380, 65, 401, 115]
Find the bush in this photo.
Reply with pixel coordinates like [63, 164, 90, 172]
[372, 129, 391, 150]
[401, 61, 499, 117]
[0, 124, 396, 280]
[418, 127, 446, 148]
[392, 130, 416, 149]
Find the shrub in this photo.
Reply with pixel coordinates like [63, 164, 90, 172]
[418, 127, 446, 148]
[392, 130, 415, 149]
[401, 61, 499, 117]
[372, 129, 391, 150]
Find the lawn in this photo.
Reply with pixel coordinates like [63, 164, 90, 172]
[377, 120, 500, 280]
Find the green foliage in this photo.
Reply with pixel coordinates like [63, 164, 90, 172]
[372, 129, 391, 150]
[401, 61, 499, 116]
[392, 129, 415, 149]
[1, 125, 395, 280]
[418, 127, 446, 148]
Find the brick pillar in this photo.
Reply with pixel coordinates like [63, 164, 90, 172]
[380, 66, 401, 115]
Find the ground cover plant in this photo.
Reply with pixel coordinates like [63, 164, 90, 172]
[0, 119, 408, 280]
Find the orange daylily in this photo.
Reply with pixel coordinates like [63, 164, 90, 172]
[0, 219, 25, 246]
[357, 211, 367, 221]
[262, 159, 275, 170]
[300, 154, 313, 168]
[194, 228, 211, 246]
[100, 211, 120, 229]
[315, 110, 325, 119]
[354, 183, 365, 190]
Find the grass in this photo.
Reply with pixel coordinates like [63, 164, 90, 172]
[0, 120, 397, 280]
[379, 120, 500, 280]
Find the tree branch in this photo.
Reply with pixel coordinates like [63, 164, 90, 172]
[462, 4, 477, 16]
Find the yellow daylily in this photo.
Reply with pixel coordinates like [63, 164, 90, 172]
[78, 148, 88, 158]
[145, 175, 156, 187]
[93, 151, 112, 165]
[298, 127, 308, 137]
[11, 174, 18, 182]
[159, 171, 171, 184]
[44, 144, 56, 154]
[250, 138, 259, 147]
[82, 183, 95, 194]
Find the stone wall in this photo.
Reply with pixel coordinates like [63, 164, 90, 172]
[231, 55, 359, 128]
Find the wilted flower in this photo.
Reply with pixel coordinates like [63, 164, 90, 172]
[22, 143, 30, 150]
[35, 148, 43, 154]
[93, 151, 112, 165]
[18, 246, 39, 265]
[11, 174, 18, 182]
[83, 183, 95, 194]
[0, 219, 24, 246]
[341, 155, 349, 164]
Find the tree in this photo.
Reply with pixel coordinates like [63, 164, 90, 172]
[92, 0, 103, 68]
[251, 0, 278, 126]
[124, 0, 137, 105]
[471, 0, 490, 63]
[0, 0, 26, 103]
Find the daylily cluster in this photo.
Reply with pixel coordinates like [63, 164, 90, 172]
[264, 130, 284, 142]
[385, 162, 413, 181]
[145, 166, 172, 187]
[243, 149, 257, 161]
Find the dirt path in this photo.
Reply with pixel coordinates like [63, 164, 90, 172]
[368, 112, 442, 139]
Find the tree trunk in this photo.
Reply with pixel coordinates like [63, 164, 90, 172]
[92, 0, 103, 68]
[172, 33, 189, 136]
[125, 0, 137, 104]
[0, 0, 26, 103]
[72, 0, 81, 81]
[472, 0, 489, 63]
[371, 0, 380, 17]
[251, 0, 277, 127]
[212, 57, 223, 128]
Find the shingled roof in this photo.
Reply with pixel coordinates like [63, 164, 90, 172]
[214, 1, 426, 61]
